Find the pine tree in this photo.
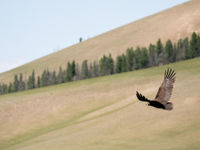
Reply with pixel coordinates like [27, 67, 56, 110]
[27, 70, 36, 89]
[46, 69, 52, 85]
[140, 48, 149, 68]
[31, 70, 35, 88]
[156, 39, 165, 65]
[2, 84, 8, 94]
[173, 43, 177, 62]
[88, 62, 93, 78]
[92, 61, 99, 77]
[27, 75, 33, 89]
[89, 62, 93, 78]
[72, 60, 76, 77]
[197, 34, 200, 57]
[121, 54, 127, 72]
[57, 67, 64, 84]
[115, 55, 122, 73]
[108, 54, 114, 74]
[134, 47, 142, 69]
[99, 55, 106, 76]
[65, 62, 73, 81]
[74, 63, 81, 80]
[148, 44, 158, 66]
[156, 39, 163, 54]
[8, 82, 14, 93]
[41, 69, 47, 87]
[165, 39, 174, 63]
[13, 75, 19, 92]
[52, 71, 57, 84]
[190, 32, 199, 58]
[0, 84, 2, 95]
[0, 84, 7, 95]
[99, 54, 114, 76]
[37, 76, 41, 88]
[126, 48, 135, 71]
[184, 37, 190, 59]
[81, 60, 89, 79]
[183, 37, 189, 58]
[18, 73, 25, 91]
[115, 54, 127, 73]
[176, 39, 187, 61]
[79, 37, 83, 43]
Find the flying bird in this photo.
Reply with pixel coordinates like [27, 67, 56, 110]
[136, 68, 176, 110]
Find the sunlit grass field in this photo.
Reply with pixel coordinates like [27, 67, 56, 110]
[0, 58, 200, 150]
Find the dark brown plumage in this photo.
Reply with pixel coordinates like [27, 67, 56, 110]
[136, 68, 176, 110]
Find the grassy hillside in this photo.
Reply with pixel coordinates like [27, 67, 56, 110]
[1, 0, 200, 83]
[0, 57, 200, 150]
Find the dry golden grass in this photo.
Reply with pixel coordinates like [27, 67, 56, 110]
[1, 0, 200, 83]
[0, 58, 200, 150]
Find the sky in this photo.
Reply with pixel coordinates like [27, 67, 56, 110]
[0, 0, 189, 73]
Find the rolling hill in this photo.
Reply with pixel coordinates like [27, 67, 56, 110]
[0, 58, 200, 150]
[1, 0, 200, 83]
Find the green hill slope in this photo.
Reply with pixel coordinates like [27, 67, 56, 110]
[0, 58, 200, 150]
[1, 0, 200, 83]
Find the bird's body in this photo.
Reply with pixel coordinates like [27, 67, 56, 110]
[148, 101, 165, 109]
[136, 68, 176, 110]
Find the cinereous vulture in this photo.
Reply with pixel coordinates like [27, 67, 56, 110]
[136, 68, 176, 110]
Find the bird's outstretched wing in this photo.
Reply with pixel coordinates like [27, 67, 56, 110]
[136, 91, 150, 103]
[154, 68, 176, 104]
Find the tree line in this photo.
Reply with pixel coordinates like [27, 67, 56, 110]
[0, 32, 200, 95]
